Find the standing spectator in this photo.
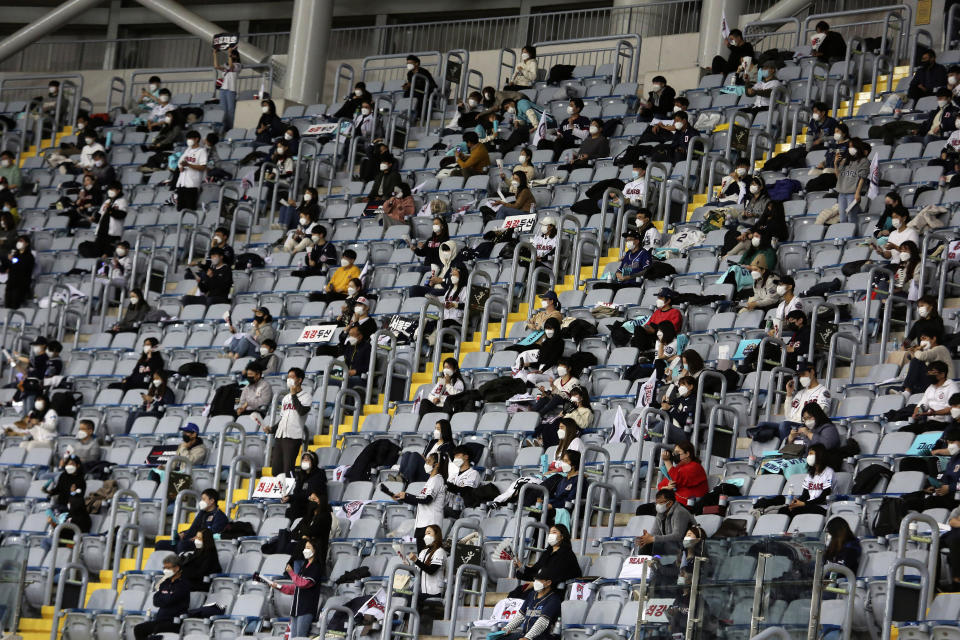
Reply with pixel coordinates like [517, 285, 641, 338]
[77, 182, 126, 259]
[638, 75, 676, 121]
[175, 130, 207, 212]
[1, 235, 34, 309]
[710, 29, 755, 75]
[264, 539, 325, 638]
[182, 247, 232, 307]
[392, 451, 447, 550]
[504, 45, 538, 91]
[269, 368, 311, 476]
[811, 21, 847, 62]
[407, 523, 447, 609]
[403, 55, 437, 118]
[255, 99, 284, 144]
[909, 49, 948, 102]
[132, 555, 190, 640]
[213, 47, 241, 131]
[835, 137, 871, 222]
[283, 450, 327, 521]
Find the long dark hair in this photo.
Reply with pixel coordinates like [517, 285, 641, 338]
[512, 170, 528, 192]
[675, 440, 701, 464]
[801, 402, 831, 428]
[442, 357, 465, 386]
[807, 442, 828, 476]
[825, 517, 856, 559]
[435, 419, 454, 444]
[680, 349, 704, 375]
[898, 240, 921, 283]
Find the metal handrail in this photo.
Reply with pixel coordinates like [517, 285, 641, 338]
[315, 356, 347, 435]
[681, 135, 709, 194]
[572, 235, 600, 288]
[380, 563, 422, 640]
[443, 517, 483, 617]
[316, 603, 356, 640]
[497, 48, 518, 88]
[722, 110, 752, 161]
[804, 62, 830, 107]
[533, 35, 640, 84]
[861, 266, 893, 353]
[764, 365, 800, 422]
[749, 336, 788, 422]
[808, 301, 839, 361]
[446, 563, 488, 640]
[870, 54, 894, 101]
[382, 356, 413, 411]
[820, 562, 856, 640]
[599, 187, 625, 257]
[129, 234, 156, 301]
[572, 443, 610, 535]
[513, 518, 549, 586]
[684, 555, 705, 640]
[642, 441, 679, 502]
[703, 405, 740, 475]
[225, 455, 256, 514]
[213, 423, 246, 493]
[556, 212, 582, 285]
[460, 269, 492, 345]
[788, 105, 813, 151]
[881, 557, 930, 640]
[169, 489, 201, 540]
[705, 156, 734, 201]
[629, 407, 672, 498]
[105, 76, 126, 116]
[42, 522, 81, 606]
[749, 552, 770, 637]
[578, 480, 618, 555]
[479, 294, 508, 349]
[505, 241, 535, 314]
[294, 137, 320, 200]
[103, 489, 140, 568]
[431, 327, 462, 385]
[413, 297, 445, 374]
[327, 117, 349, 196]
[748, 131, 774, 173]
[48, 562, 88, 640]
[510, 483, 550, 578]
[366, 329, 398, 404]
[332, 388, 362, 444]
[110, 524, 144, 590]
[661, 181, 688, 229]
[947, 2, 960, 50]
[691, 369, 728, 441]
[333, 63, 354, 104]
[0, 73, 84, 126]
[251, 165, 276, 226]
[526, 265, 556, 313]
[826, 331, 862, 391]
[127, 65, 273, 105]
[800, 5, 912, 61]
[157, 455, 192, 534]
[174, 210, 200, 265]
[895, 512, 940, 606]
[745, 17, 801, 50]
[751, 628, 793, 640]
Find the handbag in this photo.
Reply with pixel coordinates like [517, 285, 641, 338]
[778, 443, 806, 458]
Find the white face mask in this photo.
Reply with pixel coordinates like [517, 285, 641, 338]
[847, 147, 857, 157]
[540, 299, 549, 309]
[672, 105, 681, 113]
[159, 95, 169, 103]
[162, 569, 174, 579]
[918, 306, 930, 318]
[423, 463, 434, 474]
[433, 428, 442, 439]
[776, 285, 787, 296]
[750, 269, 762, 280]
[682, 536, 697, 548]
[736, 167, 747, 176]
[65, 464, 77, 474]
[186, 138, 196, 148]
[443, 367, 454, 377]
[939, 100, 949, 108]
[0, 160, 8, 168]
[422, 534, 435, 546]
[15, 241, 25, 251]
[540, 225, 550, 234]
[920, 340, 931, 350]
[657, 331, 664, 340]
[260, 346, 270, 357]
[450, 275, 460, 285]
[949, 443, 960, 455]
[589, 125, 599, 135]
[467, 99, 477, 108]
[301, 460, 312, 471]
[806, 453, 816, 466]
[379, 163, 389, 171]
[655, 502, 668, 514]
[900, 251, 912, 262]
[406, 63, 415, 71]
[345, 336, 358, 345]
[805, 419, 817, 429]
[311, 235, 322, 243]
[108, 190, 119, 199]
[544, 329, 555, 338]
[749, 184, 760, 194]
[31, 345, 42, 355]
[354, 304, 365, 316]
[951, 76, 958, 87]
[341, 258, 351, 268]
[261, 105, 270, 114]
[347, 286, 357, 297]
[518, 155, 527, 163]
[34, 399, 44, 410]
[799, 376, 812, 388]
[811, 113, 821, 121]
[546, 533, 559, 546]
[284, 133, 293, 141]
[656, 299, 665, 308]
[533, 580, 546, 592]
[625, 240, 636, 251]
[677, 385, 689, 396]
[142, 345, 152, 354]
[286, 378, 296, 389]
[556, 428, 566, 440]
[833, 132, 843, 142]
[952, 408, 960, 420]
[651, 84, 663, 92]
[198, 500, 209, 510]
[355, 88, 363, 97]
[302, 548, 314, 559]
[507, 106, 516, 114]
[85, 138, 95, 146]
[152, 379, 162, 387]
[454, 457, 466, 468]
[194, 539, 203, 549]
[149, 84, 159, 92]
[559, 461, 572, 473]
[432, 224, 442, 234]
[751, 236, 761, 247]
[521, 52, 530, 61]
[566, 106, 574, 115]
[891, 218, 901, 229]
[360, 107, 371, 116]
[510, 180, 519, 189]
[557, 366, 568, 377]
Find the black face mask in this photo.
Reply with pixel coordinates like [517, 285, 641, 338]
[182, 433, 192, 443]
[247, 376, 257, 384]
[254, 315, 264, 323]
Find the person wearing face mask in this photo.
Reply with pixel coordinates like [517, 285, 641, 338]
[452, 130, 491, 178]
[444, 445, 481, 516]
[504, 45, 538, 90]
[0, 234, 34, 310]
[489, 171, 535, 221]
[636, 442, 707, 516]
[253, 339, 281, 375]
[292, 223, 338, 279]
[740, 264, 779, 312]
[254, 99, 284, 144]
[262, 538, 325, 638]
[226, 306, 278, 359]
[95, 240, 132, 296]
[281, 450, 327, 520]
[710, 160, 750, 206]
[786, 402, 841, 451]
[408, 217, 450, 274]
[497, 567, 563, 640]
[521, 290, 563, 331]
[638, 75, 676, 121]
[125, 370, 175, 432]
[6, 335, 48, 408]
[143, 88, 176, 132]
[41, 482, 91, 554]
[132, 555, 190, 640]
[774, 443, 833, 517]
[545, 450, 580, 520]
[545, 418, 584, 469]
[333, 82, 373, 119]
[110, 337, 163, 392]
[134, 75, 163, 114]
[824, 517, 861, 575]
[85, 150, 117, 199]
[635, 488, 697, 554]
[41, 453, 85, 512]
[903, 426, 960, 516]
[69, 419, 101, 465]
[281, 205, 319, 254]
[412, 239, 463, 298]
[66, 174, 101, 231]
[263, 486, 332, 561]
[733, 230, 778, 275]
[870, 209, 919, 265]
[709, 28, 755, 74]
[595, 228, 652, 292]
[806, 101, 838, 150]
[182, 246, 232, 307]
[531, 216, 559, 267]
[420, 357, 466, 417]
[438, 266, 469, 331]
[890, 296, 947, 368]
[174, 131, 208, 211]
[338, 324, 371, 390]
[873, 191, 909, 241]
[558, 387, 594, 434]
[909, 49, 948, 102]
[381, 181, 416, 224]
[0, 151, 20, 192]
[276, 184, 320, 231]
[648, 110, 702, 164]
[753, 362, 831, 445]
[901, 332, 954, 400]
[392, 451, 448, 550]
[75, 180, 126, 260]
[651, 373, 697, 441]
[630, 288, 683, 351]
[512, 317, 565, 386]
[178, 527, 221, 593]
[891, 240, 923, 297]
[769, 275, 802, 336]
[508, 524, 580, 598]
[157, 487, 227, 554]
[531, 357, 579, 417]
[268, 138, 295, 180]
[394, 419, 455, 485]
[505, 145, 536, 183]
[72, 129, 105, 173]
[557, 119, 609, 171]
[267, 368, 312, 476]
[402, 54, 437, 120]
[540, 98, 590, 162]
[143, 108, 185, 156]
[212, 46, 241, 131]
[906, 361, 960, 428]
[405, 523, 447, 613]
[345, 297, 377, 340]
[834, 137, 872, 222]
[449, 91, 485, 133]
[363, 155, 402, 209]
[742, 61, 781, 116]
[6, 392, 58, 449]
[235, 363, 272, 419]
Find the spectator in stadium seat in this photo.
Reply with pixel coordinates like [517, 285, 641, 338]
[710, 29, 755, 75]
[730, 230, 778, 274]
[213, 47, 241, 132]
[873, 192, 909, 241]
[648, 110, 700, 163]
[513, 317, 564, 381]
[510, 524, 580, 598]
[636, 96, 690, 145]
[835, 137, 871, 223]
[903, 361, 960, 432]
[380, 182, 415, 225]
[179, 528, 221, 592]
[490, 170, 535, 221]
[263, 487, 332, 561]
[502, 146, 536, 184]
[453, 130, 490, 178]
[594, 229, 652, 292]
[909, 49, 948, 102]
[65, 174, 102, 233]
[133, 75, 162, 115]
[498, 97, 550, 153]
[170, 424, 206, 467]
[277, 186, 319, 231]
[253, 338, 281, 375]
[638, 75, 676, 121]
[255, 99, 284, 144]
[70, 419, 101, 466]
[532, 216, 559, 267]
[560, 387, 594, 432]
[393, 450, 448, 550]
[133, 555, 190, 640]
[777, 443, 833, 516]
[191, 226, 235, 269]
[110, 288, 151, 334]
[411, 240, 462, 298]
[42, 453, 84, 511]
[0, 234, 34, 309]
[282, 449, 326, 521]
[870, 208, 918, 266]
[499, 567, 563, 640]
[41, 483, 90, 552]
[531, 357, 579, 417]
[94, 240, 131, 298]
[902, 429, 960, 514]
[901, 331, 953, 398]
[806, 101, 838, 150]
[541, 98, 590, 162]
[520, 290, 562, 332]
[263, 538, 325, 638]
[226, 306, 277, 359]
[143, 88, 176, 132]
[182, 246, 232, 306]
[403, 55, 437, 119]
[740, 263, 779, 311]
[0, 151, 20, 192]
[340, 324, 371, 391]
[892, 240, 922, 297]
[546, 449, 580, 521]
[112, 337, 163, 391]
[281, 204, 320, 254]
[175, 130, 207, 212]
[445, 446, 481, 517]
[907, 88, 958, 145]
[558, 119, 608, 171]
[364, 155, 402, 210]
[448, 91, 485, 133]
[811, 21, 847, 63]
[268, 367, 311, 476]
[292, 224, 337, 279]
[639, 443, 708, 515]
[438, 268, 468, 331]
[635, 488, 697, 554]
[347, 296, 377, 339]
[824, 517, 862, 575]
[504, 45, 538, 91]
[236, 362, 271, 418]
[542, 417, 584, 467]
[333, 82, 373, 119]
[408, 217, 450, 275]
[633, 288, 683, 350]
[742, 61, 781, 117]
[311, 249, 360, 304]
[750, 361, 831, 444]
[395, 419, 454, 484]
[6, 393, 57, 449]
[788, 402, 841, 450]
[159, 488, 227, 553]
[326, 283, 366, 330]
[124, 369, 175, 432]
[143, 109, 185, 154]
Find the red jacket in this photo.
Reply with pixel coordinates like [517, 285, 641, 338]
[658, 460, 708, 506]
[647, 307, 683, 333]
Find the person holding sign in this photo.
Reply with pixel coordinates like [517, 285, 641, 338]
[262, 538, 325, 639]
[490, 171, 534, 220]
[212, 47, 241, 132]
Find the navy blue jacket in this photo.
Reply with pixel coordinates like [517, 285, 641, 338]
[152, 576, 190, 622]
